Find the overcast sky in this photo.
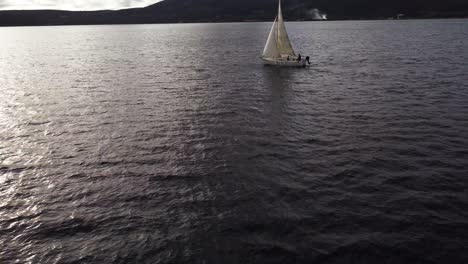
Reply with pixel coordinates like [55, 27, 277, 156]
[0, 0, 161, 10]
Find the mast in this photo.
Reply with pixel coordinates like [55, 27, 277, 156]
[277, 0, 281, 45]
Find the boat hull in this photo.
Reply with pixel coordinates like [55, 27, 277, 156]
[262, 58, 307, 67]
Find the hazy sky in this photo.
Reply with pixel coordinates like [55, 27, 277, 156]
[0, 0, 161, 10]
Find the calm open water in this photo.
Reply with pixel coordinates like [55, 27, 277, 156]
[1, 20, 468, 263]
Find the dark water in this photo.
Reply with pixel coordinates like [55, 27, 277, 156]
[1, 20, 468, 263]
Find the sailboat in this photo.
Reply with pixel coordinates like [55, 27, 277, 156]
[261, 0, 308, 67]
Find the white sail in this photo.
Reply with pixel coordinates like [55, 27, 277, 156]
[276, 0, 296, 57]
[262, 0, 296, 59]
[262, 17, 280, 58]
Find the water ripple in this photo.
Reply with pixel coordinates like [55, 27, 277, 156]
[0, 20, 468, 263]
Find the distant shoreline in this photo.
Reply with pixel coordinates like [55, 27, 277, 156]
[2, 0, 468, 27]
[1, 5, 467, 28]
[1, 17, 467, 28]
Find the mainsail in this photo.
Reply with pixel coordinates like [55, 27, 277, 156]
[262, 0, 296, 59]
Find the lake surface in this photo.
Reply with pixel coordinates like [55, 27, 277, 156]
[1, 20, 468, 263]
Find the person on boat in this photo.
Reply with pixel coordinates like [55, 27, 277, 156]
[305, 56, 311, 64]
[287, 56, 290, 61]
[297, 54, 302, 62]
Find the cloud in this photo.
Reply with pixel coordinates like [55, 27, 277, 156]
[307, 8, 327, 20]
[0, 0, 161, 10]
